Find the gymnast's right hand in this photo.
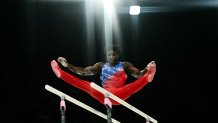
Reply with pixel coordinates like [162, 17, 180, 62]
[57, 57, 68, 67]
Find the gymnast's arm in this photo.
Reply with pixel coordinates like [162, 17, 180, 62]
[123, 61, 155, 78]
[57, 57, 103, 76]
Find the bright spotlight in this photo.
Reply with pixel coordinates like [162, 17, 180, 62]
[129, 5, 141, 15]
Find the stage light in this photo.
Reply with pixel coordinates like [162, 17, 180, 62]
[129, 5, 141, 15]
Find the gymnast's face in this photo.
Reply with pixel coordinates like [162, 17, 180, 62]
[106, 50, 119, 66]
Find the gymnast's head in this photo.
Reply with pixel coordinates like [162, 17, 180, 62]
[105, 44, 122, 66]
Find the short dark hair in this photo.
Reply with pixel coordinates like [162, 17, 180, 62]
[105, 44, 122, 55]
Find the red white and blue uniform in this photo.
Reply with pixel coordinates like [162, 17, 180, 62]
[100, 62, 127, 89]
[51, 61, 156, 105]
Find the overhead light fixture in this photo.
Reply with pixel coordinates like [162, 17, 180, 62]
[129, 5, 141, 15]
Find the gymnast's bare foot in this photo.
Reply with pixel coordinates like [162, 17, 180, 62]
[147, 61, 156, 82]
[51, 60, 61, 78]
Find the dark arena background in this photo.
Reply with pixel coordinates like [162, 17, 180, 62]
[1, 0, 218, 123]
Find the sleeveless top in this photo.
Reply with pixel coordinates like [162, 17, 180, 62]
[100, 62, 127, 88]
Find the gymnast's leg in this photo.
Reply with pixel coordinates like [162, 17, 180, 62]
[51, 60, 105, 104]
[109, 63, 156, 102]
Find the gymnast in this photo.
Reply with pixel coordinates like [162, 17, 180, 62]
[51, 45, 156, 106]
